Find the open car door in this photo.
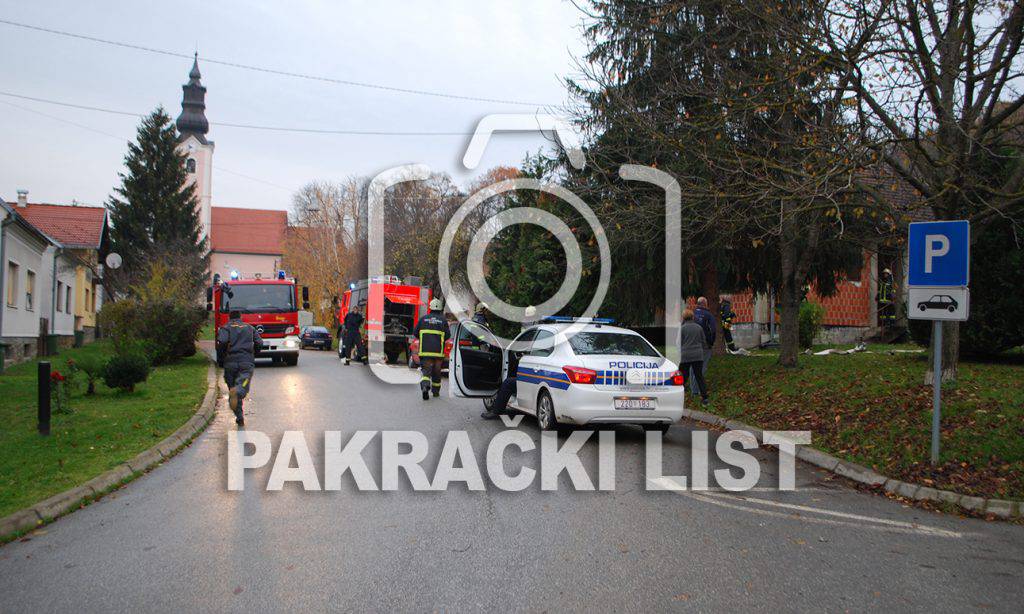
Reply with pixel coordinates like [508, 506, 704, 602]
[449, 320, 503, 398]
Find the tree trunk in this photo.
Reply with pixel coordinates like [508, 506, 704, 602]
[700, 261, 727, 356]
[777, 282, 801, 368]
[924, 320, 959, 385]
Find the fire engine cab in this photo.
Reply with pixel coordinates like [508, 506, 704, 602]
[337, 276, 431, 364]
[207, 270, 310, 366]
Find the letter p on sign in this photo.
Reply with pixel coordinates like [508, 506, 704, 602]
[924, 235, 949, 273]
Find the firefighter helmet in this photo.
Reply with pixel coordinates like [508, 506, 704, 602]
[476, 302, 488, 313]
[429, 298, 443, 311]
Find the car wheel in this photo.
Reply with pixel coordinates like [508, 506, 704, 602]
[919, 304, 927, 311]
[948, 305, 956, 312]
[537, 390, 558, 431]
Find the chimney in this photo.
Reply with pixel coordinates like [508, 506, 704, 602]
[16, 189, 28, 208]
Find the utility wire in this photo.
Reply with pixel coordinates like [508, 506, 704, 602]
[0, 90, 474, 136]
[0, 98, 298, 193]
[0, 18, 554, 107]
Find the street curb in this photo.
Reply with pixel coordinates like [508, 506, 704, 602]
[680, 405, 1023, 519]
[0, 355, 219, 543]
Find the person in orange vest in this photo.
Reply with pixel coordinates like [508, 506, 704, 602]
[413, 298, 449, 400]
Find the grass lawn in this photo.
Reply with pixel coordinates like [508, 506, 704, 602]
[199, 316, 215, 341]
[0, 341, 209, 518]
[706, 345, 1024, 500]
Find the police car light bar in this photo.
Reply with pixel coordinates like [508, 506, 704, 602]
[542, 316, 615, 324]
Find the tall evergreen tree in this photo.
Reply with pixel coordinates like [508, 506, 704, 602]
[107, 107, 208, 296]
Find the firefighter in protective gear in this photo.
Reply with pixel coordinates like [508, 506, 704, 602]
[472, 302, 489, 326]
[720, 297, 739, 353]
[414, 298, 449, 400]
[216, 310, 262, 426]
[341, 308, 364, 365]
[877, 268, 896, 327]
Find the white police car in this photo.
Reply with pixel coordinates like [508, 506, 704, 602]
[449, 317, 685, 434]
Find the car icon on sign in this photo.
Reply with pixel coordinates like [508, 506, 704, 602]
[918, 295, 959, 312]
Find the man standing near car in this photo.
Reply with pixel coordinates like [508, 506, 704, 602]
[216, 310, 262, 426]
[341, 307, 364, 366]
[414, 298, 449, 400]
[691, 296, 716, 398]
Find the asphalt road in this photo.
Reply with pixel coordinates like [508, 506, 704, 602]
[1, 345, 1022, 612]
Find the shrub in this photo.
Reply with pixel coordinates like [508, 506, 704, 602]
[798, 301, 826, 349]
[73, 354, 107, 395]
[103, 352, 151, 392]
[99, 298, 206, 365]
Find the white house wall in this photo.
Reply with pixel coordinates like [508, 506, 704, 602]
[2, 222, 48, 338]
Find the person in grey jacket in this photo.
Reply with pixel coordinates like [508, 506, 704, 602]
[216, 310, 263, 425]
[676, 308, 709, 404]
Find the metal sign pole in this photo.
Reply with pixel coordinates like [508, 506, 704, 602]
[931, 321, 942, 465]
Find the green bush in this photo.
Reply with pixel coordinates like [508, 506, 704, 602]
[798, 301, 826, 349]
[102, 352, 151, 392]
[99, 298, 206, 365]
[72, 354, 107, 395]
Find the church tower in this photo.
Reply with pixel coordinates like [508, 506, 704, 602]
[175, 54, 214, 242]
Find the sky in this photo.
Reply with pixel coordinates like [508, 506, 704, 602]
[0, 0, 590, 211]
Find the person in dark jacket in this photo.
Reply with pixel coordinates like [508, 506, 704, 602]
[676, 309, 709, 403]
[340, 308, 364, 365]
[472, 302, 490, 326]
[413, 298, 449, 400]
[691, 296, 716, 397]
[216, 310, 263, 425]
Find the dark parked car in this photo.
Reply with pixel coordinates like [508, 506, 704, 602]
[300, 326, 333, 350]
[918, 295, 959, 312]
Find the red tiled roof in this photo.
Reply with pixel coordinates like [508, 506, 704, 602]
[17, 202, 108, 249]
[210, 206, 287, 255]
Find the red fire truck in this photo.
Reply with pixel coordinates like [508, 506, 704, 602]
[207, 271, 310, 366]
[337, 275, 433, 364]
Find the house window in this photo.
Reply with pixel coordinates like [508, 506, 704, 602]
[186, 158, 196, 173]
[26, 270, 35, 311]
[6, 261, 18, 307]
[57, 282, 64, 312]
[65, 285, 72, 314]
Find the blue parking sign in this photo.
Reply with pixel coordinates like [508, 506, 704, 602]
[908, 221, 969, 287]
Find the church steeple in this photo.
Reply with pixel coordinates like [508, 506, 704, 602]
[176, 54, 210, 143]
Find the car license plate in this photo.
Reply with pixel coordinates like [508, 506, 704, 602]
[614, 396, 656, 410]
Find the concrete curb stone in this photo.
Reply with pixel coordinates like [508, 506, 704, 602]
[959, 496, 987, 513]
[0, 356, 218, 542]
[32, 484, 96, 520]
[833, 460, 887, 486]
[681, 406, 1022, 519]
[986, 499, 1017, 519]
[0, 509, 42, 537]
